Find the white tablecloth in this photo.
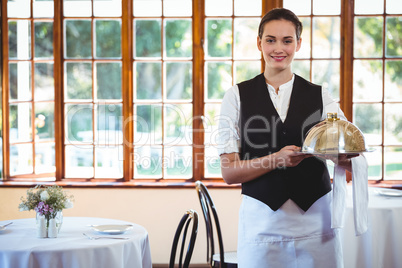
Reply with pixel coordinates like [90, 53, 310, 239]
[0, 217, 152, 268]
[343, 186, 402, 268]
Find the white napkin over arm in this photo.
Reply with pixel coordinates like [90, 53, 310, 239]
[331, 154, 369, 236]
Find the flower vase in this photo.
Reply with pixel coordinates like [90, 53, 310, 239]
[36, 211, 63, 238]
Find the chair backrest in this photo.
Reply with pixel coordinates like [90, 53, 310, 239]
[195, 180, 225, 267]
[169, 209, 199, 268]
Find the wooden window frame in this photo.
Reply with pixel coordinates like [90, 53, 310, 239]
[1, 0, 401, 189]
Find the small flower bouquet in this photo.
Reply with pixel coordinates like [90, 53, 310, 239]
[19, 185, 74, 222]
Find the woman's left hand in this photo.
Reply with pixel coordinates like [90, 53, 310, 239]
[319, 153, 360, 172]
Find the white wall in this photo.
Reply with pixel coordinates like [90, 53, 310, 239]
[0, 187, 242, 265]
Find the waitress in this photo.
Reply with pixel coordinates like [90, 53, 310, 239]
[218, 8, 354, 268]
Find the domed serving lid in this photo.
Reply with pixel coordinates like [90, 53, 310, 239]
[302, 113, 372, 155]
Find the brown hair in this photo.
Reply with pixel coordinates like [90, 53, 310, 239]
[258, 8, 303, 40]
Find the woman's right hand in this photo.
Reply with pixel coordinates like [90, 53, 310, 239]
[220, 145, 310, 184]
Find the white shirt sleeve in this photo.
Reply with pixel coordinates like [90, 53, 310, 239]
[217, 85, 241, 155]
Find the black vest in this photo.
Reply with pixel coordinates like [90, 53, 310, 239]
[238, 73, 331, 212]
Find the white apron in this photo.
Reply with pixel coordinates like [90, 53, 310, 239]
[238, 192, 343, 268]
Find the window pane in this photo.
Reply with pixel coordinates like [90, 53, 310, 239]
[9, 20, 31, 60]
[65, 145, 93, 178]
[163, 0, 192, 16]
[165, 19, 192, 58]
[33, 0, 54, 18]
[34, 63, 54, 101]
[234, 18, 260, 59]
[386, 17, 402, 57]
[206, 19, 232, 58]
[312, 60, 340, 101]
[134, 146, 162, 178]
[133, 0, 162, 17]
[95, 146, 123, 178]
[8, 0, 30, 18]
[65, 62, 92, 100]
[205, 0, 232, 16]
[35, 143, 55, 173]
[283, 0, 311, 16]
[204, 103, 220, 145]
[206, 62, 232, 100]
[313, 0, 340, 15]
[64, 0, 92, 17]
[385, 104, 402, 145]
[97, 104, 123, 145]
[134, 62, 162, 100]
[35, 142, 56, 174]
[10, 144, 33, 175]
[234, 0, 261, 16]
[295, 17, 311, 59]
[353, 60, 383, 102]
[205, 145, 221, 177]
[94, 0, 122, 17]
[312, 17, 340, 58]
[65, 20, 92, 58]
[35, 102, 54, 140]
[34, 21, 53, 59]
[9, 62, 31, 101]
[9, 103, 32, 142]
[353, 103, 382, 145]
[385, 60, 402, 101]
[292, 60, 310, 81]
[166, 62, 192, 100]
[387, 0, 402, 14]
[355, 0, 383, 14]
[95, 20, 122, 58]
[96, 62, 122, 99]
[384, 147, 402, 180]
[134, 104, 163, 145]
[65, 104, 93, 143]
[235, 61, 260, 84]
[164, 146, 192, 178]
[134, 20, 161, 58]
[164, 104, 192, 145]
[364, 146, 382, 179]
[354, 17, 383, 58]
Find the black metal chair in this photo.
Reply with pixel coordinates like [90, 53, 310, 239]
[195, 180, 238, 268]
[169, 209, 199, 268]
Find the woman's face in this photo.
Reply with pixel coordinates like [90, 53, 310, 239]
[257, 19, 301, 73]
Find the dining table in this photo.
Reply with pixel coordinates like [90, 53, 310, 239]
[0, 217, 152, 268]
[342, 186, 402, 268]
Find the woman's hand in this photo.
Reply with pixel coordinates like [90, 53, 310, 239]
[220, 145, 311, 184]
[317, 153, 359, 172]
[272, 145, 311, 168]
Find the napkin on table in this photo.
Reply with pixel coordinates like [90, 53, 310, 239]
[331, 155, 369, 236]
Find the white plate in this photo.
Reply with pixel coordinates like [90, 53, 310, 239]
[375, 188, 402, 197]
[91, 224, 133, 235]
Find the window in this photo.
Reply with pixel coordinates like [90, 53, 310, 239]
[7, 0, 56, 177]
[1, 0, 401, 186]
[352, 0, 402, 181]
[203, 0, 262, 178]
[132, 0, 194, 179]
